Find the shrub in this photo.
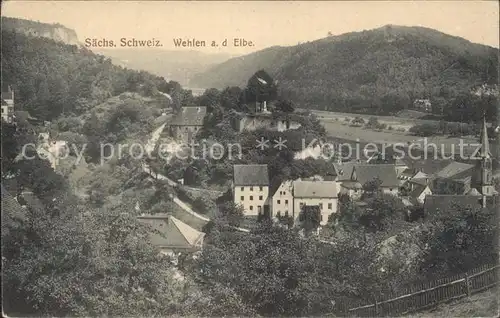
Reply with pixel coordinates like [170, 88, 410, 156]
[409, 123, 441, 136]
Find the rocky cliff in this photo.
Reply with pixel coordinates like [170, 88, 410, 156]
[1, 17, 79, 45]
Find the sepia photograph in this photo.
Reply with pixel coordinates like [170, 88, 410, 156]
[1, 1, 499, 317]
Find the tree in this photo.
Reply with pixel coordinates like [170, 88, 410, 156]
[274, 99, 295, 113]
[362, 177, 383, 197]
[2, 203, 187, 316]
[359, 193, 406, 232]
[299, 205, 321, 235]
[241, 70, 278, 105]
[216, 201, 244, 227]
[351, 116, 365, 126]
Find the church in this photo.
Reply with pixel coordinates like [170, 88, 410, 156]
[427, 117, 497, 210]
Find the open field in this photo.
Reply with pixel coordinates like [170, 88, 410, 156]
[308, 109, 447, 131]
[320, 119, 483, 157]
[307, 109, 496, 158]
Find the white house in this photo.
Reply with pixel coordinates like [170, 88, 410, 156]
[233, 164, 269, 216]
[1, 87, 14, 123]
[293, 180, 338, 226]
[272, 180, 294, 219]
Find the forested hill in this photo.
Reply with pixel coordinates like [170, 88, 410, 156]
[1, 27, 185, 121]
[2, 17, 79, 46]
[191, 25, 499, 116]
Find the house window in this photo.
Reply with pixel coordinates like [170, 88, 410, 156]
[328, 203, 332, 209]
[258, 206, 262, 213]
[250, 187, 253, 191]
[319, 203, 323, 209]
[241, 187, 244, 191]
[277, 200, 281, 204]
[250, 206, 253, 211]
[285, 210, 289, 217]
[250, 196, 253, 201]
[300, 202, 304, 208]
[240, 196, 244, 201]
[389, 188, 393, 191]
[185, 127, 188, 131]
[259, 186, 263, 191]
[259, 195, 263, 200]
[285, 200, 288, 205]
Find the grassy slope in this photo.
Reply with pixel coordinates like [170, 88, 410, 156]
[407, 287, 498, 318]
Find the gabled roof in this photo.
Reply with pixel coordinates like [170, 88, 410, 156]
[137, 214, 205, 250]
[435, 162, 475, 180]
[407, 159, 454, 176]
[170, 106, 207, 126]
[233, 164, 269, 186]
[351, 164, 399, 188]
[1, 90, 14, 100]
[293, 180, 337, 198]
[409, 184, 430, 199]
[412, 171, 428, 180]
[333, 162, 357, 181]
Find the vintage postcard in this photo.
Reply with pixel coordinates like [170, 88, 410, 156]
[1, 1, 499, 317]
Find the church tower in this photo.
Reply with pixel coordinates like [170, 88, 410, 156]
[475, 116, 495, 207]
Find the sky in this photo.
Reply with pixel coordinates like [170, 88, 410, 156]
[2, 1, 499, 55]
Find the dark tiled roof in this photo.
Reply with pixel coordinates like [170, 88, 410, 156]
[423, 195, 482, 216]
[233, 164, 269, 186]
[1, 91, 14, 100]
[333, 162, 357, 181]
[436, 162, 475, 180]
[352, 164, 399, 188]
[294, 180, 338, 198]
[170, 106, 207, 126]
[406, 159, 454, 176]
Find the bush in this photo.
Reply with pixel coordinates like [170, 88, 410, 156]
[409, 123, 441, 137]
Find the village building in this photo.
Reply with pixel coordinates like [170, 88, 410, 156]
[339, 164, 400, 199]
[431, 117, 497, 207]
[271, 178, 338, 226]
[272, 180, 294, 219]
[1, 86, 15, 123]
[168, 106, 207, 144]
[293, 180, 338, 226]
[233, 164, 270, 216]
[406, 184, 433, 205]
[137, 214, 205, 256]
[232, 111, 301, 132]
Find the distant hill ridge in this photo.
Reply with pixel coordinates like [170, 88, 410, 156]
[191, 25, 499, 115]
[1, 17, 79, 46]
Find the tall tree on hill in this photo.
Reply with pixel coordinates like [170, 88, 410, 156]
[240, 70, 278, 107]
